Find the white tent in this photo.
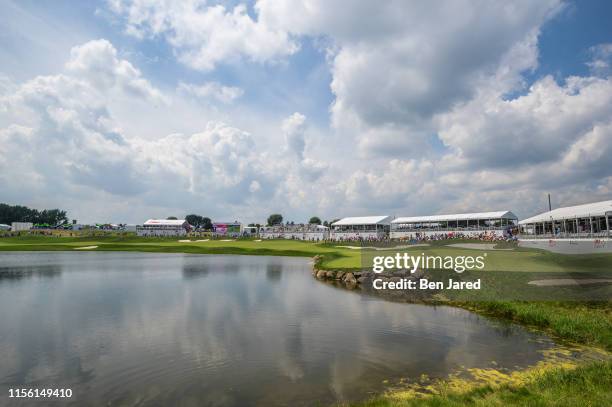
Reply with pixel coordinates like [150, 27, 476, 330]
[332, 216, 391, 226]
[519, 200, 612, 224]
[393, 211, 517, 224]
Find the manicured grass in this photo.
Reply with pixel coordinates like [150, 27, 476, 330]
[2, 235, 612, 273]
[352, 360, 612, 407]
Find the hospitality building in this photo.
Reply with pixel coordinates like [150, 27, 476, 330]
[136, 219, 191, 237]
[330, 216, 391, 241]
[518, 200, 612, 253]
[390, 211, 518, 239]
[259, 224, 329, 240]
[519, 200, 611, 238]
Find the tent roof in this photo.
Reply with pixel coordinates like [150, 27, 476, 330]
[392, 211, 517, 224]
[332, 216, 391, 226]
[519, 200, 612, 224]
[144, 219, 187, 226]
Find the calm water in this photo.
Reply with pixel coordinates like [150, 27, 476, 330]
[0, 252, 557, 406]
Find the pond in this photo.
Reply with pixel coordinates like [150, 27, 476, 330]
[0, 252, 558, 406]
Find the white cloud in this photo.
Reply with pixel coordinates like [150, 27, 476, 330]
[438, 75, 612, 169]
[106, 0, 299, 71]
[66, 39, 163, 102]
[256, 0, 563, 157]
[587, 43, 612, 76]
[177, 81, 243, 104]
[0, 39, 285, 221]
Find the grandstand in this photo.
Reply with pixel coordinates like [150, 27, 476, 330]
[259, 224, 329, 241]
[519, 200, 612, 238]
[390, 211, 518, 239]
[330, 216, 391, 241]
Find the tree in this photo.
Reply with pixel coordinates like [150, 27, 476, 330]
[186, 214, 203, 228]
[167, 216, 178, 220]
[0, 203, 68, 226]
[323, 220, 329, 227]
[309, 216, 321, 225]
[185, 214, 212, 230]
[267, 214, 283, 226]
[201, 217, 212, 230]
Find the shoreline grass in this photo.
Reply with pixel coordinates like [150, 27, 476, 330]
[350, 360, 612, 407]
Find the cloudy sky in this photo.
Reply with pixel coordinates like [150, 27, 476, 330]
[1, 0, 611, 224]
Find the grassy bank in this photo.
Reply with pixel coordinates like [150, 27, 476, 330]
[456, 301, 612, 352]
[1, 234, 611, 405]
[352, 360, 612, 407]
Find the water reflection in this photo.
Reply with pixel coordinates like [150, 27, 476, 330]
[0, 252, 557, 406]
[266, 264, 283, 281]
[182, 264, 210, 279]
[0, 265, 61, 283]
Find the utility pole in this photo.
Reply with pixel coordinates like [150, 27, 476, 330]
[548, 194, 552, 212]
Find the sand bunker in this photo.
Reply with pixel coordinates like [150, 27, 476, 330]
[196, 239, 209, 242]
[528, 279, 612, 287]
[448, 243, 513, 251]
[74, 246, 98, 250]
[254, 239, 262, 242]
[220, 239, 235, 242]
[178, 240, 192, 243]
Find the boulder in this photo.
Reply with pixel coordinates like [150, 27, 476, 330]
[343, 272, 357, 285]
[335, 271, 345, 280]
[316, 270, 327, 279]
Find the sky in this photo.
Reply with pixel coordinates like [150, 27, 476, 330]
[0, 0, 611, 224]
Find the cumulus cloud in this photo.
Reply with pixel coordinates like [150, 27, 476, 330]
[106, 0, 299, 71]
[256, 0, 563, 156]
[66, 39, 163, 102]
[0, 39, 284, 220]
[438, 75, 612, 169]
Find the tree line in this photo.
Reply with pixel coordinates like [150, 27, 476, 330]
[0, 203, 69, 226]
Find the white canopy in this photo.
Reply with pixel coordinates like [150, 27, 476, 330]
[144, 219, 188, 226]
[332, 216, 391, 226]
[392, 211, 517, 224]
[519, 200, 612, 224]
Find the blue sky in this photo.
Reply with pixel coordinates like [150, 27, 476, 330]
[0, 0, 611, 224]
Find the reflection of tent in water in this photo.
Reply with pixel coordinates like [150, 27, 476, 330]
[182, 264, 210, 279]
[0, 265, 62, 282]
[266, 264, 282, 281]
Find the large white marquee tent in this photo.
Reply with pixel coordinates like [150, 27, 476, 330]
[519, 200, 612, 238]
[330, 216, 391, 240]
[390, 211, 517, 238]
